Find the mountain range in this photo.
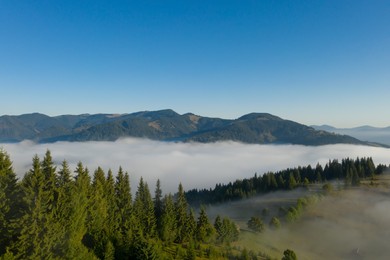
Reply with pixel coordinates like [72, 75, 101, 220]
[0, 109, 381, 146]
[312, 125, 390, 146]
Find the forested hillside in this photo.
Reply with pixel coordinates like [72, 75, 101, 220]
[0, 110, 368, 146]
[185, 157, 387, 206]
[0, 149, 244, 260]
[0, 148, 388, 259]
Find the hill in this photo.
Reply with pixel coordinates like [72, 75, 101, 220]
[312, 125, 390, 145]
[0, 110, 369, 146]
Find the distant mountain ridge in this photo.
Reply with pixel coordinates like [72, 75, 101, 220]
[312, 125, 390, 146]
[0, 109, 379, 146]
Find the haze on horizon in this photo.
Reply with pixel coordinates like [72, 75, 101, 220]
[2, 139, 390, 194]
[1, 1, 389, 128]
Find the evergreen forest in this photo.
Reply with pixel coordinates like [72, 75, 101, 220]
[0, 148, 388, 259]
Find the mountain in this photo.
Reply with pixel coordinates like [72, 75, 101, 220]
[187, 113, 364, 145]
[312, 125, 390, 146]
[0, 110, 374, 146]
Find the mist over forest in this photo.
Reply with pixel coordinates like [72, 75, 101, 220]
[2, 139, 390, 259]
[2, 138, 390, 193]
[205, 182, 390, 260]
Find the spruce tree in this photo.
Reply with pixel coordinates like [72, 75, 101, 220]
[14, 154, 59, 259]
[86, 167, 109, 258]
[41, 150, 57, 209]
[154, 179, 163, 233]
[196, 206, 215, 242]
[133, 178, 157, 239]
[185, 209, 197, 242]
[114, 168, 133, 258]
[175, 183, 189, 243]
[67, 162, 96, 259]
[159, 194, 176, 243]
[0, 149, 21, 255]
[105, 169, 117, 241]
[54, 160, 73, 257]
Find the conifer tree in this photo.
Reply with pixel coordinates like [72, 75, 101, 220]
[287, 173, 297, 190]
[133, 178, 157, 239]
[159, 194, 176, 243]
[86, 167, 109, 258]
[185, 209, 197, 242]
[114, 168, 133, 258]
[0, 149, 21, 255]
[41, 150, 57, 208]
[40, 150, 64, 257]
[214, 215, 223, 235]
[214, 215, 239, 244]
[14, 154, 58, 259]
[247, 216, 265, 233]
[57, 160, 72, 188]
[54, 160, 73, 257]
[175, 183, 189, 243]
[105, 169, 117, 241]
[196, 206, 215, 242]
[154, 179, 163, 232]
[67, 162, 96, 259]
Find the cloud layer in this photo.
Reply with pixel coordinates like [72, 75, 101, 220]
[2, 139, 390, 193]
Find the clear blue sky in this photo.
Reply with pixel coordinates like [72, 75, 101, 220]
[1, 0, 389, 127]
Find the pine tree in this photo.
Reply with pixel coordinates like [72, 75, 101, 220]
[41, 150, 57, 210]
[185, 209, 197, 242]
[86, 167, 109, 258]
[159, 194, 176, 243]
[214, 215, 223, 239]
[56, 160, 71, 188]
[54, 160, 73, 257]
[175, 183, 189, 243]
[133, 178, 157, 239]
[196, 206, 215, 242]
[287, 173, 297, 190]
[41, 150, 64, 257]
[67, 162, 96, 259]
[154, 179, 163, 234]
[214, 216, 239, 244]
[0, 149, 21, 255]
[14, 154, 59, 259]
[114, 168, 133, 258]
[105, 169, 117, 240]
[315, 163, 323, 182]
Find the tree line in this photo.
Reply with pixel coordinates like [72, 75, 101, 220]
[185, 157, 388, 206]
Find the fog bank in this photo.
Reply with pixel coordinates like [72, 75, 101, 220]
[266, 186, 390, 260]
[2, 139, 390, 193]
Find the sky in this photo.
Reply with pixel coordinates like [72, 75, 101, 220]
[1, 0, 389, 128]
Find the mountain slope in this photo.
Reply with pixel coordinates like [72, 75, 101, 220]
[312, 125, 390, 146]
[0, 110, 374, 146]
[187, 113, 363, 145]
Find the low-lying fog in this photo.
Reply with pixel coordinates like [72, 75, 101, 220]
[208, 184, 390, 260]
[292, 187, 390, 260]
[2, 138, 390, 193]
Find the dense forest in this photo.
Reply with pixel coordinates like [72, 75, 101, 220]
[186, 157, 387, 206]
[0, 149, 246, 260]
[0, 148, 388, 259]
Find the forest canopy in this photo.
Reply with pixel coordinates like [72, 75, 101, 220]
[0, 148, 388, 259]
